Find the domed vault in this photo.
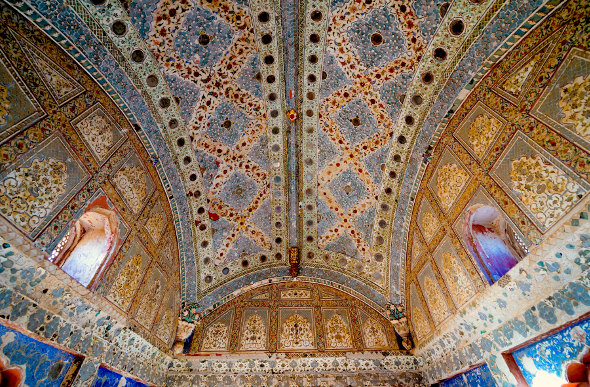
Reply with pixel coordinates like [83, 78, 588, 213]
[0, 0, 588, 385]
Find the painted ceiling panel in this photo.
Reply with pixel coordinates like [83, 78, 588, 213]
[9, 0, 557, 311]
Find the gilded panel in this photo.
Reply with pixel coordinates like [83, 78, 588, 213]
[201, 309, 233, 352]
[417, 263, 451, 326]
[278, 308, 316, 351]
[238, 307, 269, 351]
[358, 309, 389, 350]
[490, 131, 589, 232]
[454, 101, 506, 163]
[0, 47, 45, 144]
[110, 152, 155, 216]
[106, 238, 152, 312]
[427, 148, 472, 214]
[409, 283, 431, 341]
[417, 198, 442, 244]
[531, 47, 590, 151]
[432, 236, 475, 307]
[322, 308, 354, 350]
[0, 132, 90, 238]
[132, 263, 166, 330]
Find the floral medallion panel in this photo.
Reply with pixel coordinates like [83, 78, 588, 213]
[279, 308, 316, 351]
[110, 152, 155, 216]
[12, 30, 84, 106]
[70, 104, 127, 167]
[189, 281, 400, 354]
[200, 310, 233, 352]
[432, 236, 475, 308]
[0, 48, 45, 144]
[0, 133, 90, 239]
[410, 229, 425, 270]
[490, 131, 589, 232]
[358, 309, 389, 350]
[105, 238, 152, 312]
[454, 101, 506, 163]
[239, 307, 269, 351]
[322, 309, 354, 350]
[417, 198, 442, 245]
[428, 148, 472, 214]
[417, 264, 451, 326]
[531, 47, 590, 152]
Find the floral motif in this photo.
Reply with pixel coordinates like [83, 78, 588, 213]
[502, 52, 540, 94]
[155, 308, 174, 342]
[362, 318, 387, 348]
[35, 55, 76, 99]
[0, 157, 67, 232]
[0, 83, 9, 125]
[421, 211, 439, 241]
[510, 155, 582, 228]
[280, 289, 311, 299]
[202, 322, 229, 351]
[280, 314, 314, 349]
[325, 314, 352, 348]
[112, 165, 147, 213]
[436, 163, 469, 211]
[75, 111, 115, 161]
[558, 74, 590, 139]
[411, 237, 423, 267]
[441, 252, 474, 306]
[145, 211, 165, 242]
[134, 279, 162, 328]
[240, 314, 266, 350]
[108, 254, 143, 310]
[468, 114, 502, 158]
[411, 306, 429, 339]
[423, 277, 448, 325]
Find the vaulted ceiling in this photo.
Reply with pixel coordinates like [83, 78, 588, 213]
[13, 0, 550, 310]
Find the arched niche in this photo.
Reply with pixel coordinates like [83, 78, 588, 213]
[49, 198, 121, 289]
[462, 204, 528, 284]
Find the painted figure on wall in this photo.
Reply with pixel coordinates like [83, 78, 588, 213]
[463, 205, 526, 284]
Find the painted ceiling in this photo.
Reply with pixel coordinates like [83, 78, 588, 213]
[6, 0, 556, 309]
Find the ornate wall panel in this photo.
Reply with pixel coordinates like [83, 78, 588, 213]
[189, 281, 401, 354]
[0, 4, 180, 348]
[406, 0, 590, 345]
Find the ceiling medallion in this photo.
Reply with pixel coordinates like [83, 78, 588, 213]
[287, 109, 298, 122]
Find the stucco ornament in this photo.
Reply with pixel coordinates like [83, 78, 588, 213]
[172, 318, 196, 354]
[441, 252, 474, 305]
[363, 318, 387, 348]
[411, 306, 429, 340]
[108, 254, 142, 309]
[0, 157, 67, 232]
[436, 163, 469, 211]
[510, 155, 581, 228]
[423, 277, 448, 324]
[559, 74, 590, 139]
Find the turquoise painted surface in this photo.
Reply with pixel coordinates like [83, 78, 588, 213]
[441, 364, 496, 387]
[0, 324, 76, 386]
[513, 317, 590, 384]
[93, 366, 150, 387]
